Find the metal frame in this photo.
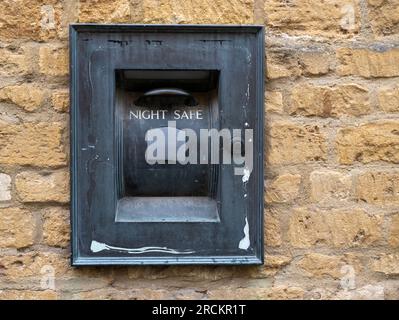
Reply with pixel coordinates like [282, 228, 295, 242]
[70, 24, 264, 266]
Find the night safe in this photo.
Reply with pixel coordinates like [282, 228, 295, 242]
[70, 24, 264, 265]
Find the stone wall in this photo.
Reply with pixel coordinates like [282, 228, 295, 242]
[0, 0, 398, 299]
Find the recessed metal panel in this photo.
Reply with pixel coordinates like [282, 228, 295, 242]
[70, 24, 264, 266]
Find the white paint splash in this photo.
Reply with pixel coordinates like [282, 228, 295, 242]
[90, 240, 195, 255]
[238, 217, 250, 250]
[242, 168, 251, 183]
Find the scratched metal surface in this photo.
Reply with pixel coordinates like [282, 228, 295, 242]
[70, 24, 264, 265]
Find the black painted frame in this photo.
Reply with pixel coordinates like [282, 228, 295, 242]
[70, 24, 264, 266]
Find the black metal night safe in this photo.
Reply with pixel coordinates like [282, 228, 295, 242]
[70, 24, 264, 265]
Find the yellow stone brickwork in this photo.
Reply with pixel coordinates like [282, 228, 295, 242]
[0, 0, 398, 300]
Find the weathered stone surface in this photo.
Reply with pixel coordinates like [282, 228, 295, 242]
[56, 277, 117, 293]
[247, 255, 292, 277]
[265, 255, 292, 268]
[126, 263, 289, 282]
[0, 290, 58, 300]
[334, 284, 385, 300]
[267, 50, 331, 79]
[0, 122, 66, 167]
[288, 208, 382, 248]
[0, 173, 11, 202]
[0, 84, 46, 112]
[290, 84, 370, 117]
[79, 0, 131, 22]
[79, 0, 254, 24]
[0, 251, 70, 279]
[367, 0, 399, 36]
[265, 209, 282, 247]
[42, 207, 70, 247]
[72, 288, 171, 300]
[240, 260, 289, 278]
[126, 264, 240, 281]
[0, 46, 33, 75]
[378, 85, 399, 113]
[297, 51, 331, 75]
[355, 170, 399, 204]
[298, 253, 362, 283]
[147, 0, 254, 24]
[0, 208, 36, 248]
[163, 0, 254, 23]
[297, 253, 343, 278]
[15, 171, 69, 203]
[310, 170, 352, 203]
[266, 173, 301, 203]
[264, 286, 305, 300]
[39, 46, 68, 77]
[73, 287, 213, 300]
[372, 254, 399, 276]
[267, 50, 302, 79]
[208, 286, 304, 300]
[389, 214, 399, 247]
[265, 91, 283, 114]
[267, 121, 326, 165]
[265, 0, 360, 37]
[0, 0, 62, 41]
[337, 48, 399, 78]
[51, 89, 69, 113]
[384, 281, 399, 300]
[336, 121, 399, 164]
